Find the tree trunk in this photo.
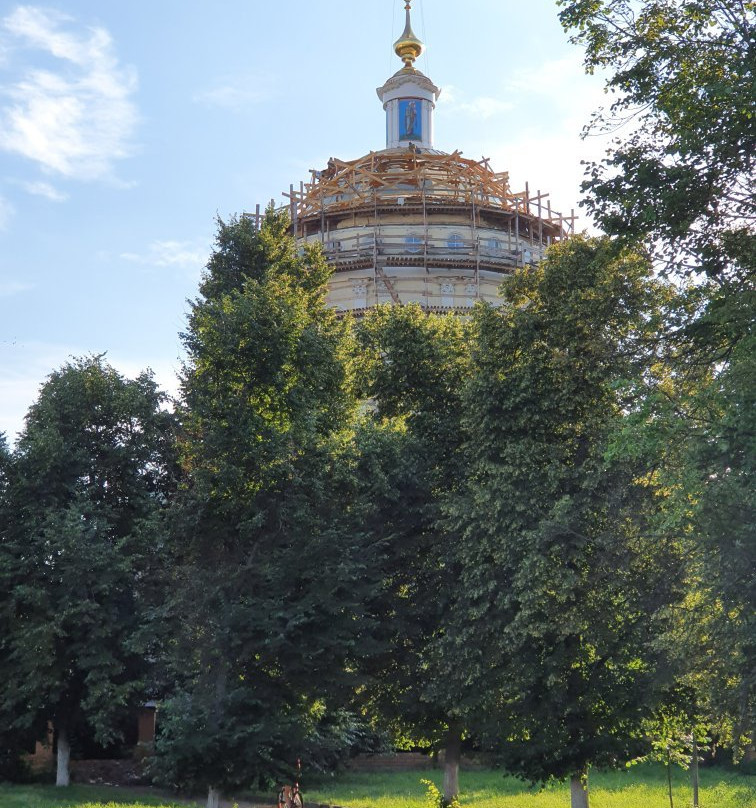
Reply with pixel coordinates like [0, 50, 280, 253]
[691, 738, 699, 808]
[442, 721, 463, 805]
[570, 771, 589, 808]
[205, 662, 227, 808]
[207, 785, 221, 808]
[55, 726, 71, 787]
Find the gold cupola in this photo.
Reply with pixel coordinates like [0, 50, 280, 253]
[393, 0, 424, 69]
[378, 0, 440, 150]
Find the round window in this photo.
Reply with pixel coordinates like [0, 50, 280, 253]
[447, 233, 464, 250]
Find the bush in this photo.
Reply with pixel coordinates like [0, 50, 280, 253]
[421, 778, 461, 808]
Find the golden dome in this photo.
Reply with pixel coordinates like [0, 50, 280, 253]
[393, 0, 424, 69]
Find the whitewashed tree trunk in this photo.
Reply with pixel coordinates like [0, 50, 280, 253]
[570, 772, 589, 808]
[691, 738, 699, 808]
[206, 662, 227, 808]
[207, 785, 221, 808]
[442, 722, 462, 805]
[55, 726, 71, 787]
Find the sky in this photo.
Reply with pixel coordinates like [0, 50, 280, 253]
[0, 0, 611, 445]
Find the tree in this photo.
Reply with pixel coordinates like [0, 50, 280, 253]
[558, 0, 754, 282]
[441, 237, 684, 808]
[0, 356, 176, 786]
[559, 0, 756, 754]
[664, 325, 756, 754]
[0, 433, 37, 781]
[157, 212, 375, 808]
[352, 304, 472, 804]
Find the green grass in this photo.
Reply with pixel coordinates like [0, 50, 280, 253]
[0, 783, 196, 808]
[1, 765, 753, 808]
[305, 764, 756, 808]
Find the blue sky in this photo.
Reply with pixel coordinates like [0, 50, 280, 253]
[0, 0, 609, 444]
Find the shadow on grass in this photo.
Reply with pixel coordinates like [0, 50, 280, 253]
[0, 783, 196, 808]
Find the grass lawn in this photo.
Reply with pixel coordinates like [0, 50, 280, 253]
[0, 783, 198, 808]
[305, 764, 756, 808]
[1, 765, 753, 808]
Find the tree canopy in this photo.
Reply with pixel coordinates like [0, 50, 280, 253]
[352, 304, 472, 802]
[434, 237, 684, 807]
[155, 212, 376, 808]
[0, 356, 176, 786]
[559, 0, 755, 281]
[560, 0, 756, 759]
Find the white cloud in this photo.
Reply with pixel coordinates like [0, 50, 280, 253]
[17, 179, 68, 200]
[0, 6, 138, 181]
[0, 194, 14, 229]
[120, 239, 209, 273]
[494, 56, 609, 226]
[194, 76, 272, 111]
[440, 84, 513, 120]
[0, 278, 33, 296]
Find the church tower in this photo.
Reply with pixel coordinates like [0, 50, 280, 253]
[263, 1, 575, 313]
[377, 2, 440, 151]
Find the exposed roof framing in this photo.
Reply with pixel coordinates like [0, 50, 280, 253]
[278, 149, 576, 239]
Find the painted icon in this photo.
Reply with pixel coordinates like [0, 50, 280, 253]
[399, 99, 422, 141]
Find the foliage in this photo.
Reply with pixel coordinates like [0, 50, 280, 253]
[688, 331, 755, 749]
[351, 305, 473, 762]
[0, 357, 176, 767]
[438, 237, 684, 788]
[558, 0, 755, 281]
[0, 435, 32, 782]
[422, 778, 462, 808]
[559, 0, 756, 757]
[154, 211, 374, 795]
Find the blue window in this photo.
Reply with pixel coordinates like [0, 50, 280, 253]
[448, 233, 464, 250]
[405, 235, 423, 253]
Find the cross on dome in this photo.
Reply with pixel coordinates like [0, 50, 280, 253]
[394, 0, 424, 69]
[378, 0, 440, 150]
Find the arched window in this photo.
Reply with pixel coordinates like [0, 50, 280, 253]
[447, 232, 464, 250]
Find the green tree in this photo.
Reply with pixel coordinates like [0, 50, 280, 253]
[0, 357, 176, 786]
[559, 0, 756, 754]
[158, 212, 374, 808]
[0, 433, 36, 781]
[352, 304, 473, 804]
[441, 237, 683, 808]
[665, 326, 756, 754]
[558, 0, 754, 282]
